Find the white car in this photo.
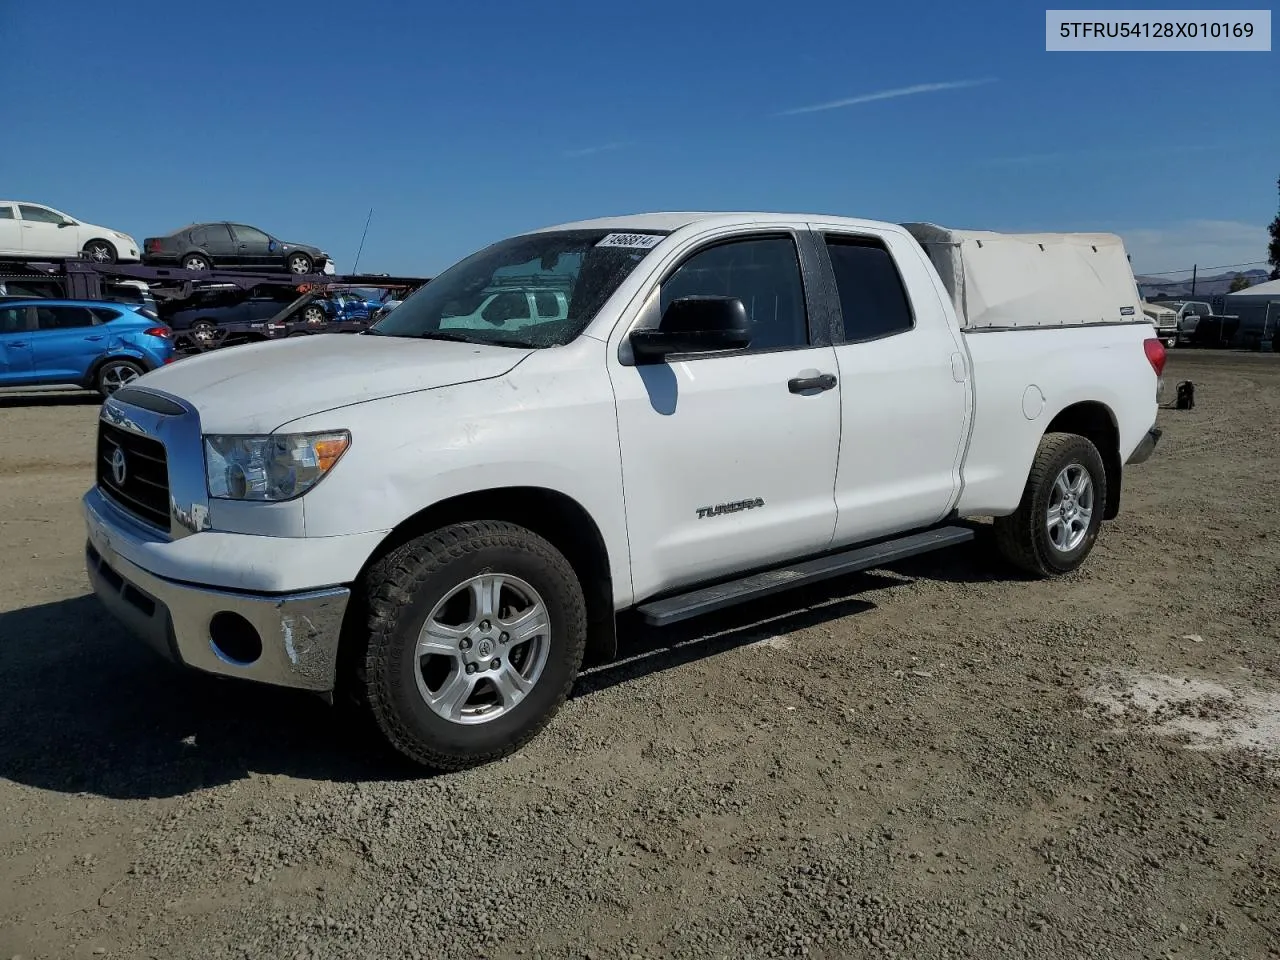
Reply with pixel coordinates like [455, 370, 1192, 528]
[82, 211, 1164, 771]
[0, 200, 140, 263]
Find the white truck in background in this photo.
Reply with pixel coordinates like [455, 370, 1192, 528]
[82, 212, 1165, 770]
[1142, 300, 1179, 347]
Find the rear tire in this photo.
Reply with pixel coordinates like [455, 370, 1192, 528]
[183, 253, 211, 271]
[993, 432, 1106, 577]
[359, 520, 587, 771]
[96, 359, 144, 397]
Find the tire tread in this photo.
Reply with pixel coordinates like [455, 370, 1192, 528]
[361, 520, 586, 771]
[993, 431, 1106, 578]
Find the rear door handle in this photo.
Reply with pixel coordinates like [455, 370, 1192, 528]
[10, 340, 28, 347]
[788, 373, 837, 394]
[85, 335, 104, 341]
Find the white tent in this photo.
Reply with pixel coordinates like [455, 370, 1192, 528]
[1224, 277, 1280, 347]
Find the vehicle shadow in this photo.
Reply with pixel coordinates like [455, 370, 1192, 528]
[0, 541, 998, 800]
[0, 390, 101, 408]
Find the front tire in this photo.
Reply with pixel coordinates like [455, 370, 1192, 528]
[360, 520, 587, 770]
[993, 432, 1106, 577]
[287, 253, 314, 274]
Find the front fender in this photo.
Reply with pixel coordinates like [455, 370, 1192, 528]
[280, 340, 635, 607]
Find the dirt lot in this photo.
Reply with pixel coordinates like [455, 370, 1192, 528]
[1, 351, 1278, 960]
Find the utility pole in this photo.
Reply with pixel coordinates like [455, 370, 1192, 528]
[1191, 264, 1197, 296]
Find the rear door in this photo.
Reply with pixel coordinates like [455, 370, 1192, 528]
[810, 225, 971, 547]
[0, 203, 21, 255]
[0, 305, 36, 383]
[193, 224, 238, 265]
[29, 305, 113, 384]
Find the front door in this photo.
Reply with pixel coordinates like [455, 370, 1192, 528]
[16, 204, 74, 258]
[609, 231, 842, 600]
[810, 225, 971, 546]
[229, 224, 275, 267]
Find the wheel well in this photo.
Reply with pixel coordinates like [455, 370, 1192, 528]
[83, 237, 116, 251]
[82, 352, 147, 388]
[1045, 402, 1121, 519]
[341, 487, 617, 677]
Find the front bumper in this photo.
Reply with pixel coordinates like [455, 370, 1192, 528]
[1126, 425, 1162, 465]
[85, 531, 350, 692]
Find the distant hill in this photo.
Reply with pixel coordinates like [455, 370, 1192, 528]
[1136, 268, 1270, 299]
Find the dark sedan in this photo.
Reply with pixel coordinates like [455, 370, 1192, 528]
[141, 222, 331, 275]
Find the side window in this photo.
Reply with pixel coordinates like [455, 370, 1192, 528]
[232, 225, 271, 244]
[481, 291, 532, 323]
[18, 205, 66, 224]
[0, 307, 29, 333]
[0, 206, 14, 220]
[35, 306, 95, 330]
[660, 236, 808, 351]
[91, 307, 123, 323]
[533, 290, 564, 319]
[189, 227, 209, 246]
[824, 236, 914, 342]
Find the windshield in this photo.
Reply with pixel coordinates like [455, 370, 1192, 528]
[367, 229, 667, 347]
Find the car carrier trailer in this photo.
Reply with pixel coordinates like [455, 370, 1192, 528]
[0, 255, 430, 354]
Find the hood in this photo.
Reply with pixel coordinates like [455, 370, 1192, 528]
[280, 240, 324, 256]
[131, 333, 532, 433]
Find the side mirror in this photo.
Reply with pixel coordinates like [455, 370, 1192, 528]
[58, 220, 75, 228]
[629, 296, 750, 362]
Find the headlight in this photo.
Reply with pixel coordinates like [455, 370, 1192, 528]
[204, 431, 350, 501]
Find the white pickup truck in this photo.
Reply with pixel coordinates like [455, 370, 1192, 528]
[82, 212, 1165, 770]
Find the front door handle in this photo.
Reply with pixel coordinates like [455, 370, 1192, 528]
[9, 340, 29, 347]
[85, 335, 104, 341]
[788, 372, 837, 394]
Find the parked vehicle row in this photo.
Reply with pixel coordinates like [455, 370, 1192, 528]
[1, 200, 334, 276]
[82, 211, 1164, 772]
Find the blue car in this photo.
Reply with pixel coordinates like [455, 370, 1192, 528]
[0, 299, 175, 397]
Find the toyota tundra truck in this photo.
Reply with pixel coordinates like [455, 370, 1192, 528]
[82, 212, 1165, 770]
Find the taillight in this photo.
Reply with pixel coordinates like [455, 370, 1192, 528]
[144, 326, 172, 339]
[1143, 337, 1166, 377]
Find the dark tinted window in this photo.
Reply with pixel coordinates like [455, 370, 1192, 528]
[35, 306, 95, 330]
[0, 307, 28, 333]
[825, 236, 914, 342]
[479, 291, 531, 323]
[0, 207, 13, 220]
[232, 225, 271, 244]
[18, 204, 65, 224]
[661, 236, 808, 351]
[91, 307, 123, 323]
[533, 290, 561, 317]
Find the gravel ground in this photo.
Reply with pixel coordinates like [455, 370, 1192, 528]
[1, 351, 1278, 960]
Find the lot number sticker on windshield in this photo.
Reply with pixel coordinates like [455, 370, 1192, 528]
[596, 233, 664, 250]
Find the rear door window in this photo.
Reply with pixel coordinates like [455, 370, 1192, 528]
[823, 235, 915, 343]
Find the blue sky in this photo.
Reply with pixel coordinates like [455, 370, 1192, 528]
[1, 0, 1275, 278]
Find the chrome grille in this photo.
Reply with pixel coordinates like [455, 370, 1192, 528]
[97, 421, 170, 530]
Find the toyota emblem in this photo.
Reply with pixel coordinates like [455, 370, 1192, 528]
[110, 446, 128, 486]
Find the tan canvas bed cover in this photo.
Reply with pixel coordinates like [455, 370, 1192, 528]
[900, 223, 1146, 331]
